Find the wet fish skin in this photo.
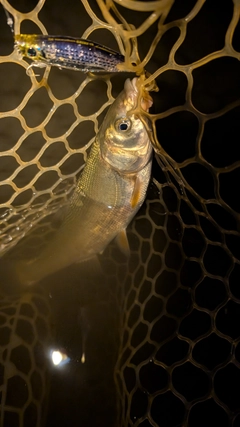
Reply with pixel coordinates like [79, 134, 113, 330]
[18, 77, 153, 284]
[14, 34, 125, 73]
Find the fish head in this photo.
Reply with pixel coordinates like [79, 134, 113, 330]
[14, 34, 46, 61]
[99, 77, 153, 173]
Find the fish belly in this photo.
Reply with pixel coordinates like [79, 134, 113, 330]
[17, 140, 151, 285]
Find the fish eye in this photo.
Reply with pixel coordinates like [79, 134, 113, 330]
[115, 118, 131, 132]
[27, 47, 37, 57]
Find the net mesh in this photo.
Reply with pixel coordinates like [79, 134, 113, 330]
[0, 287, 51, 427]
[0, 0, 240, 426]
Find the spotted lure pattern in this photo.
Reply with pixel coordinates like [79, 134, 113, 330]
[14, 34, 125, 72]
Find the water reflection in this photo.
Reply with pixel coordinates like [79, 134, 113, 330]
[0, 245, 121, 426]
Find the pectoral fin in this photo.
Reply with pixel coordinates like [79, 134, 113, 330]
[131, 176, 142, 209]
[115, 229, 130, 257]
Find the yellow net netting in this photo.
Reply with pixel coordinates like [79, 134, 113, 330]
[0, 0, 240, 255]
[0, 0, 240, 426]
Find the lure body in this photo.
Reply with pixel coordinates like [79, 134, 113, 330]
[15, 34, 125, 72]
[17, 78, 153, 284]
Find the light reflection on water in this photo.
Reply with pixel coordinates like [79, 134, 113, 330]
[0, 236, 123, 426]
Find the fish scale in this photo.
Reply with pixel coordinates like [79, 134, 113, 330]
[16, 78, 153, 285]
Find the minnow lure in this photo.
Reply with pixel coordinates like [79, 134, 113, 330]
[1, 4, 125, 73]
[14, 34, 125, 73]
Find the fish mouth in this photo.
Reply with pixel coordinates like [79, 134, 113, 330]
[125, 77, 153, 112]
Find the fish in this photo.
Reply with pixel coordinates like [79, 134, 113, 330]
[14, 34, 125, 73]
[17, 77, 153, 285]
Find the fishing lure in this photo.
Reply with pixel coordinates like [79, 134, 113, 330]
[14, 34, 125, 73]
[2, 3, 125, 73]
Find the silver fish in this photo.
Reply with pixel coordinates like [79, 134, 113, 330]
[18, 77, 153, 285]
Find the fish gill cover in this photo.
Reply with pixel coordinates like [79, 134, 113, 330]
[0, 0, 240, 426]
